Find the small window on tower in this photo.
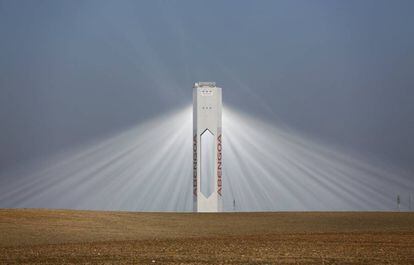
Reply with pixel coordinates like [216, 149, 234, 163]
[200, 129, 215, 198]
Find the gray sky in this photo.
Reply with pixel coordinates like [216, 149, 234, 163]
[0, 0, 413, 176]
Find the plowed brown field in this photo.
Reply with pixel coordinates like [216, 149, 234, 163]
[0, 209, 413, 264]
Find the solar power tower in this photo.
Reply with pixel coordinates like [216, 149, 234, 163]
[193, 82, 223, 212]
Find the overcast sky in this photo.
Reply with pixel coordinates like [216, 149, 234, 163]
[0, 0, 413, 175]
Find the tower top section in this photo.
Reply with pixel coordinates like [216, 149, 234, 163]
[193, 82, 216, 88]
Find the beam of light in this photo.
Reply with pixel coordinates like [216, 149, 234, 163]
[0, 106, 193, 211]
[0, 105, 412, 211]
[222, 106, 413, 211]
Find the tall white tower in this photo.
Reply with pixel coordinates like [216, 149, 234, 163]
[193, 82, 223, 212]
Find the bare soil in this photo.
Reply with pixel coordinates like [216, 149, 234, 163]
[0, 209, 413, 264]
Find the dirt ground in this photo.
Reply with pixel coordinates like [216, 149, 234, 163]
[0, 209, 413, 264]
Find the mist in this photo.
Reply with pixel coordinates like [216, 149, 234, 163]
[0, 1, 413, 210]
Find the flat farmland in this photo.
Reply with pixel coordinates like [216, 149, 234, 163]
[0, 209, 413, 264]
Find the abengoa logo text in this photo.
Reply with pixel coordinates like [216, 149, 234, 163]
[217, 134, 222, 196]
[193, 134, 197, 196]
